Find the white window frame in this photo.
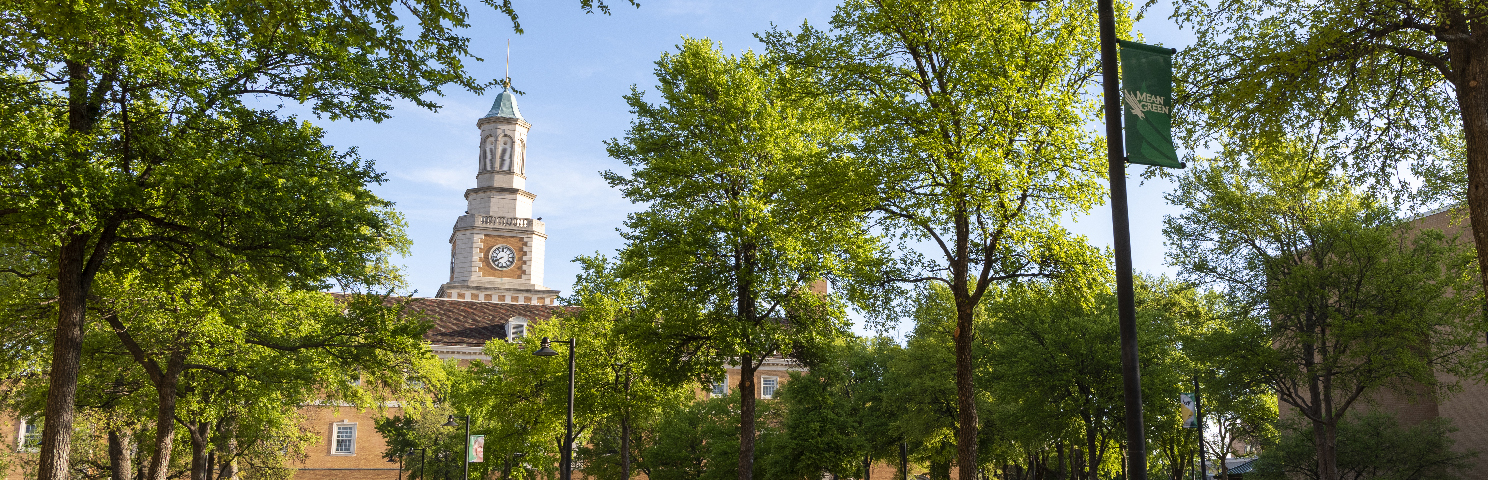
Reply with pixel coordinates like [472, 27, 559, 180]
[17, 417, 40, 453]
[761, 376, 779, 399]
[330, 422, 357, 455]
[507, 317, 529, 341]
[711, 375, 729, 398]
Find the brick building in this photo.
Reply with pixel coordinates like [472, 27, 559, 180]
[1269, 206, 1488, 478]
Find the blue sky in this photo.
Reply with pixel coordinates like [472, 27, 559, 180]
[308, 0, 1196, 338]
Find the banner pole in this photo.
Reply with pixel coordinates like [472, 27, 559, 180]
[1098, 0, 1148, 478]
[1198, 377, 1209, 479]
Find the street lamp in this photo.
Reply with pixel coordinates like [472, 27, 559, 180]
[533, 336, 577, 480]
[444, 414, 471, 480]
[406, 448, 427, 480]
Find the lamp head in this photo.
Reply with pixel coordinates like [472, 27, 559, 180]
[442, 415, 459, 427]
[533, 337, 559, 357]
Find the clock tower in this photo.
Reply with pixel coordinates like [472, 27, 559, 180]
[436, 86, 561, 305]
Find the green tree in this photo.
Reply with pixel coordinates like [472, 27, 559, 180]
[762, 0, 1121, 475]
[453, 257, 693, 480]
[0, 0, 638, 477]
[1165, 143, 1482, 480]
[1250, 413, 1475, 480]
[636, 394, 765, 480]
[758, 336, 902, 480]
[89, 274, 435, 480]
[1169, 0, 1488, 304]
[603, 38, 882, 480]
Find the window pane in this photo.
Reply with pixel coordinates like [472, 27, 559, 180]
[762, 377, 778, 398]
[333, 425, 356, 454]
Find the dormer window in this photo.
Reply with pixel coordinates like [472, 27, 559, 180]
[507, 317, 529, 341]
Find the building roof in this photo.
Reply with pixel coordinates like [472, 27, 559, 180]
[483, 87, 524, 120]
[401, 297, 568, 346]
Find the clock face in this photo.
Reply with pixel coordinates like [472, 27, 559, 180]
[489, 244, 517, 270]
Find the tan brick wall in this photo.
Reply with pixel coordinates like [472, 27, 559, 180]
[293, 405, 403, 479]
[477, 234, 527, 280]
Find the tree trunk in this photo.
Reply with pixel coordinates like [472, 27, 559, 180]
[953, 300, 978, 480]
[190, 420, 211, 480]
[146, 352, 187, 480]
[1451, 40, 1488, 312]
[621, 385, 632, 480]
[738, 354, 758, 480]
[109, 429, 134, 480]
[39, 234, 93, 480]
[1312, 418, 1338, 480]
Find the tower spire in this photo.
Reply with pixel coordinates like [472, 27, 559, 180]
[505, 39, 511, 89]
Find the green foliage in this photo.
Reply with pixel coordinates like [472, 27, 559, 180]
[1250, 413, 1476, 480]
[452, 256, 694, 480]
[762, 1, 1121, 474]
[637, 394, 766, 480]
[1166, 142, 1482, 479]
[758, 337, 901, 480]
[604, 37, 880, 479]
[1169, 0, 1462, 190]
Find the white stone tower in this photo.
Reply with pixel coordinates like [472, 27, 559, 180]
[436, 86, 561, 305]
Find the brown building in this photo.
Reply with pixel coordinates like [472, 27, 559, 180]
[1269, 206, 1488, 478]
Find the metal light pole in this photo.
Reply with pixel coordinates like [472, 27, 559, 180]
[899, 442, 908, 480]
[444, 415, 471, 480]
[1196, 377, 1208, 480]
[1097, 0, 1149, 473]
[534, 337, 577, 480]
[407, 448, 427, 480]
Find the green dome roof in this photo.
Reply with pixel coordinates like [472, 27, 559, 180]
[484, 87, 524, 120]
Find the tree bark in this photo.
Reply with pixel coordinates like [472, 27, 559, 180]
[38, 234, 93, 480]
[145, 351, 186, 480]
[1453, 42, 1488, 308]
[189, 420, 211, 480]
[109, 429, 134, 480]
[621, 369, 632, 480]
[953, 303, 978, 480]
[738, 354, 758, 480]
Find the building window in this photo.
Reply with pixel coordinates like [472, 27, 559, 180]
[17, 417, 41, 452]
[508, 317, 528, 341]
[761, 376, 778, 399]
[711, 376, 728, 397]
[331, 422, 356, 455]
[499, 135, 514, 171]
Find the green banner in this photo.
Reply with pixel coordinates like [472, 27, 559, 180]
[1118, 40, 1183, 169]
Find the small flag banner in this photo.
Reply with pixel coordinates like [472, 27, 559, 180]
[1180, 393, 1198, 429]
[469, 435, 485, 462]
[1118, 40, 1183, 169]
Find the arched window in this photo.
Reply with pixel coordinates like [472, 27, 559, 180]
[517, 140, 526, 174]
[507, 316, 529, 340]
[482, 136, 497, 171]
[498, 135, 514, 171]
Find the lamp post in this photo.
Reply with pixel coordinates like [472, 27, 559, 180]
[406, 448, 427, 480]
[443, 414, 471, 480]
[533, 336, 576, 480]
